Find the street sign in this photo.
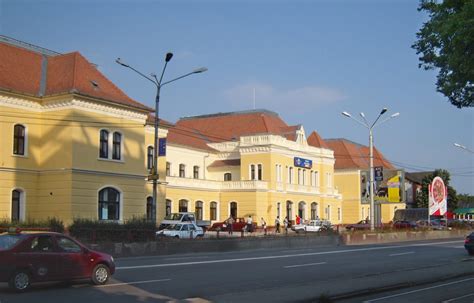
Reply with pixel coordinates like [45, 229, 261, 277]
[374, 166, 383, 181]
[147, 174, 159, 181]
[159, 138, 166, 156]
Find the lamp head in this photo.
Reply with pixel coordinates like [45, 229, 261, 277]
[360, 112, 366, 118]
[380, 108, 388, 115]
[193, 67, 208, 74]
[165, 52, 173, 62]
[342, 111, 352, 118]
[391, 112, 400, 118]
[115, 58, 129, 67]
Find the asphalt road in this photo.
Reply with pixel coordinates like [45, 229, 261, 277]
[0, 237, 473, 303]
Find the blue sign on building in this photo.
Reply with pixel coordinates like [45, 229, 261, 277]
[158, 138, 166, 156]
[294, 157, 312, 169]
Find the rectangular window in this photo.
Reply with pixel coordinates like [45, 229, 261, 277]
[166, 162, 171, 176]
[179, 164, 185, 178]
[288, 167, 293, 184]
[99, 130, 108, 159]
[13, 125, 25, 155]
[112, 132, 121, 160]
[147, 147, 154, 170]
[315, 171, 320, 187]
[257, 164, 262, 180]
[193, 166, 199, 179]
[338, 208, 341, 221]
[303, 169, 306, 185]
[326, 172, 331, 187]
[298, 168, 302, 185]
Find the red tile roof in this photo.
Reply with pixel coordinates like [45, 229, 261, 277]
[325, 138, 394, 170]
[0, 40, 151, 112]
[208, 159, 241, 168]
[307, 131, 329, 149]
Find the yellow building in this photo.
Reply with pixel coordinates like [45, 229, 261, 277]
[0, 36, 168, 224]
[163, 110, 343, 225]
[325, 139, 405, 224]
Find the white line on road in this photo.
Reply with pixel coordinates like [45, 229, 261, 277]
[450, 246, 465, 249]
[442, 292, 474, 303]
[95, 278, 171, 288]
[389, 251, 414, 257]
[116, 240, 461, 270]
[284, 262, 326, 268]
[165, 256, 210, 261]
[362, 277, 474, 302]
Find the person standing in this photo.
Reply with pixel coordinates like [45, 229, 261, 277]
[246, 215, 253, 233]
[284, 216, 289, 235]
[227, 216, 234, 235]
[261, 217, 267, 235]
[275, 216, 281, 233]
[296, 214, 301, 225]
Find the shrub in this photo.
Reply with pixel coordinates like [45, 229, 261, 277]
[0, 217, 64, 233]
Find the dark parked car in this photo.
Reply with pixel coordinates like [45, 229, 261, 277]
[345, 220, 371, 231]
[464, 232, 474, 255]
[0, 229, 115, 291]
[208, 218, 256, 232]
[392, 220, 417, 229]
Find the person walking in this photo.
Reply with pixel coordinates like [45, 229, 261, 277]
[296, 214, 301, 225]
[284, 216, 289, 235]
[246, 215, 253, 233]
[261, 217, 267, 236]
[275, 216, 281, 233]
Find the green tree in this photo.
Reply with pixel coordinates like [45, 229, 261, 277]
[415, 169, 458, 210]
[412, 0, 474, 108]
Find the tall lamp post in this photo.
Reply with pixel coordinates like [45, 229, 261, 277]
[454, 143, 474, 154]
[342, 108, 400, 231]
[116, 54, 207, 222]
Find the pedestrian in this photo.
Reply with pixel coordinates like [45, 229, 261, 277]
[246, 215, 253, 233]
[284, 216, 289, 234]
[296, 214, 301, 225]
[275, 216, 281, 233]
[261, 217, 267, 235]
[227, 216, 234, 235]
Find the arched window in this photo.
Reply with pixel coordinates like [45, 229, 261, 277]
[311, 202, 318, 220]
[230, 202, 237, 218]
[166, 199, 172, 216]
[179, 164, 186, 178]
[210, 202, 217, 220]
[179, 199, 188, 212]
[147, 146, 154, 170]
[146, 197, 153, 221]
[195, 201, 203, 220]
[112, 132, 122, 160]
[11, 190, 21, 221]
[298, 201, 305, 220]
[286, 201, 293, 221]
[13, 125, 26, 155]
[98, 187, 120, 220]
[99, 130, 109, 158]
[224, 173, 232, 181]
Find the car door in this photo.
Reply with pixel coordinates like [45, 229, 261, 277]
[181, 224, 190, 238]
[55, 235, 90, 279]
[21, 235, 60, 281]
[189, 224, 197, 238]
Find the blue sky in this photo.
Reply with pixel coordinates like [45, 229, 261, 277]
[2, 0, 473, 194]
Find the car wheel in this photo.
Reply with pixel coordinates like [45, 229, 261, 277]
[91, 264, 110, 285]
[9, 270, 30, 292]
[174, 235, 180, 239]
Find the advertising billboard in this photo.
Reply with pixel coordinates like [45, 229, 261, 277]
[361, 169, 405, 203]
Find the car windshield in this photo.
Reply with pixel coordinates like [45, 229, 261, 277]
[166, 224, 182, 231]
[164, 214, 183, 221]
[0, 234, 24, 250]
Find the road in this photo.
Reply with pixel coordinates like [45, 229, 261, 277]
[0, 237, 472, 303]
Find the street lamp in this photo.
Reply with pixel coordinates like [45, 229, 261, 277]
[454, 143, 474, 154]
[116, 54, 207, 222]
[342, 108, 400, 231]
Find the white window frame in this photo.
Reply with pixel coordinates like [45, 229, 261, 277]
[12, 124, 28, 157]
[97, 185, 123, 222]
[10, 187, 26, 222]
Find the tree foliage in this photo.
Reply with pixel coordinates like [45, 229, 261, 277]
[415, 169, 458, 210]
[412, 0, 474, 108]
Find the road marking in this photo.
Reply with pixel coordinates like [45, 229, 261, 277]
[450, 246, 465, 249]
[284, 262, 326, 268]
[96, 278, 171, 288]
[116, 240, 461, 270]
[362, 277, 474, 302]
[389, 251, 414, 257]
[442, 292, 474, 302]
[165, 256, 210, 261]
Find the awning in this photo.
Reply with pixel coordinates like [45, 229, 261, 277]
[453, 208, 474, 214]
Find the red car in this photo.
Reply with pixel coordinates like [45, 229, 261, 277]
[392, 220, 418, 229]
[209, 218, 257, 232]
[0, 229, 115, 291]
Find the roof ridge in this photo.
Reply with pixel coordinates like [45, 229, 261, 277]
[180, 109, 279, 120]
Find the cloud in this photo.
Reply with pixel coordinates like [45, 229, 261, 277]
[222, 82, 346, 112]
